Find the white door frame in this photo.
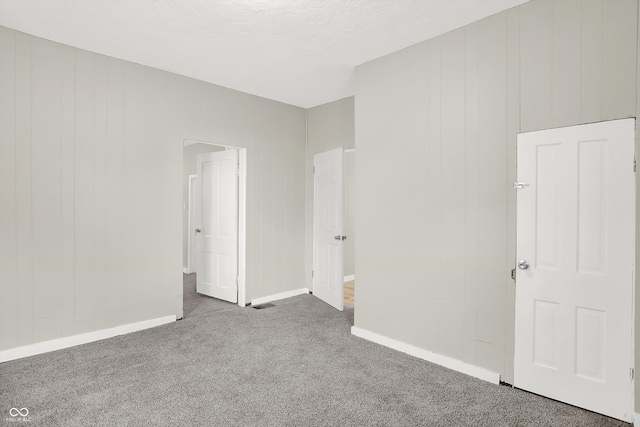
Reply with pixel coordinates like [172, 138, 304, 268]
[187, 174, 197, 274]
[183, 139, 247, 307]
[343, 148, 355, 283]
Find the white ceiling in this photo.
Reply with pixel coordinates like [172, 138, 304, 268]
[0, 0, 528, 108]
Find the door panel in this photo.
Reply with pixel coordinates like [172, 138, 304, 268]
[195, 150, 238, 303]
[532, 300, 559, 370]
[577, 140, 607, 274]
[313, 148, 344, 310]
[575, 306, 605, 381]
[514, 119, 634, 422]
[535, 143, 561, 269]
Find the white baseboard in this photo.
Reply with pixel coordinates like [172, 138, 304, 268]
[351, 326, 501, 385]
[251, 288, 310, 306]
[343, 275, 355, 282]
[0, 315, 176, 363]
[182, 267, 189, 274]
[635, 412, 640, 426]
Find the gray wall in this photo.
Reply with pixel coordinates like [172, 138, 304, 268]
[0, 26, 306, 351]
[182, 143, 224, 270]
[306, 97, 356, 287]
[354, 0, 639, 388]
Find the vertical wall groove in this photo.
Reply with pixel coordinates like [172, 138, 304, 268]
[0, 26, 306, 351]
[354, 0, 638, 380]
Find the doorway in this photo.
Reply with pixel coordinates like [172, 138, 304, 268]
[513, 119, 635, 422]
[183, 140, 248, 307]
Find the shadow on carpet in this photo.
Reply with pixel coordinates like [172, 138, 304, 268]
[182, 273, 238, 319]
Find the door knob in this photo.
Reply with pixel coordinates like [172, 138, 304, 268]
[334, 236, 341, 240]
[518, 259, 529, 270]
[195, 228, 202, 233]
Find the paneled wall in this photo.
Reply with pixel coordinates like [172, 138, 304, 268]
[0, 26, 306, 352]
[354, 0, 638, 385]
[306, 97, 355, 287]
[197, 83, 307, 302]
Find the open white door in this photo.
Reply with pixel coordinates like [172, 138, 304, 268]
[313, 147, 344, 311]
[195, 150, 238, 303]
[514, 119, 635, 422]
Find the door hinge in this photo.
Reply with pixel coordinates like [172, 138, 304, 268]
[511, 268, 516, 281]
[631, 368, 635, 381]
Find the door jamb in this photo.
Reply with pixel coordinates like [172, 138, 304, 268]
[183, 139, 247, 307]
[343, 148, 355, 283]
[187, 174, 197, 274]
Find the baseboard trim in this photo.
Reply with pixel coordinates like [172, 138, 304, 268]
[0, 315, 176, 363]
[250, 288, 310, 306]
[351, 326, 501, 385]
[343, 275, 355, 282]
[635, 412, 640, 426]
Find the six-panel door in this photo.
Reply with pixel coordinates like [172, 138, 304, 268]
[514, 119, 635, 422]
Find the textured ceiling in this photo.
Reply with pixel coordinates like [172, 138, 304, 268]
[0, 0, 528, 108]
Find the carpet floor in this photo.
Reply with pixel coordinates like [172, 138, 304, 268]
[0, 277, 629, 426]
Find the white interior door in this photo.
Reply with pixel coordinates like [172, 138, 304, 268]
[195, 150, 238, 303]
[313, 147, 344, 310]
[514, 119, 635, 422]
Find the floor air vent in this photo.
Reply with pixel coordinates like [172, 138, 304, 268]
[252, 303, 275, 310]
